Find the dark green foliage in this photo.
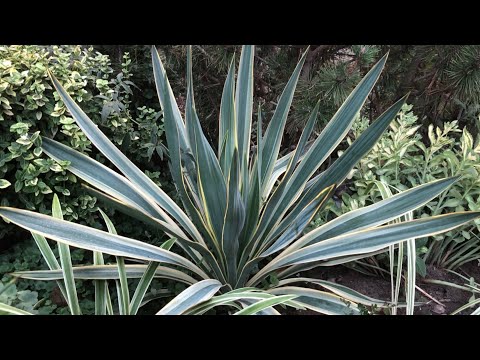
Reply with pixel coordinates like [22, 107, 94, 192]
[0, 241, 90, 314]
[376, 45, 480, 131]
[95, 45, 480, 145]
[285, 45, 380, 137]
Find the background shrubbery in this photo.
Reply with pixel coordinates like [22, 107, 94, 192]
[0, 46, 172, 240]
[96, 45, 480, 144]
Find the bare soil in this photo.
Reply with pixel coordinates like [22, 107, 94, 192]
[287, 261, 480, 315]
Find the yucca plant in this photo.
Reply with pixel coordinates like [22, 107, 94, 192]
[1, 45, 479, 315]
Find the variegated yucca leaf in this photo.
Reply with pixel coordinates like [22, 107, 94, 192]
[268, 286, 360, 315]
[184, 288, 302, 315]
[276, 278, 390, 308]
[0, 302, 32, 315]
[0, 207, 208, 280]
[12, 264, 196, 284]
[157, 279, 223, 315]
[248, 212, 480, 287]
[233, 294, 297, 315]
[52, 194, 81, 315]
[2, 45, 479, 316]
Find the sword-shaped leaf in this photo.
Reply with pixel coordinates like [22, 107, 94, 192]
[274, 95, 408, 235]
[260, 47, 309, 192]
[130, 238, 177, 315]
[262, 54, 388, 243]
[184, 56, 228, 249]
[98, 209, 129, 315]
[219, 56, 237, 174]
[261, 184, 335, 257]
[236, 45, 255, 196]
[222, 150, 245, 284]
[276, 278, 390, 307]
[52, 194, 81, 315]
[42, 137, 171, 225]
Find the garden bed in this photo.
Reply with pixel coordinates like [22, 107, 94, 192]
[288, 261, 480, 315]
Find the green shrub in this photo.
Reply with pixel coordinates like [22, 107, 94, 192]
[315, 104, 480, 273]
[0, 45, 168, 241]
[0, 239, 95, 314]
[0, 279, 39, 314]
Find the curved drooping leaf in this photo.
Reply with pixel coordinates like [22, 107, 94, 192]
[233, 294, 297, 315]
[12, 264, 196, 284]
[268, 286, 360, 315]
[452, 298, 480, 315]
[249, 211, 480, 286]
[238, 299, 282, 315]
[0, 303, 32, 315]
[278, 249, 389, 279]
[276, 278, 390, 308]
[185, 288, 300, 315]
[277, 177, 460, 279]
[82, 184, 225, 281]
[0, 207, 208, 279]
[157, 279, 223, 315]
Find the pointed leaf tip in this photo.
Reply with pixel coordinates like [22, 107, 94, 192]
[375, 51, 389, 69]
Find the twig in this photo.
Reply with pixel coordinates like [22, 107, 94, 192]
[413, 282, 444, 306]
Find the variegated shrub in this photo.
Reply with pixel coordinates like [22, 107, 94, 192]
[1, 46, 479, 315]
